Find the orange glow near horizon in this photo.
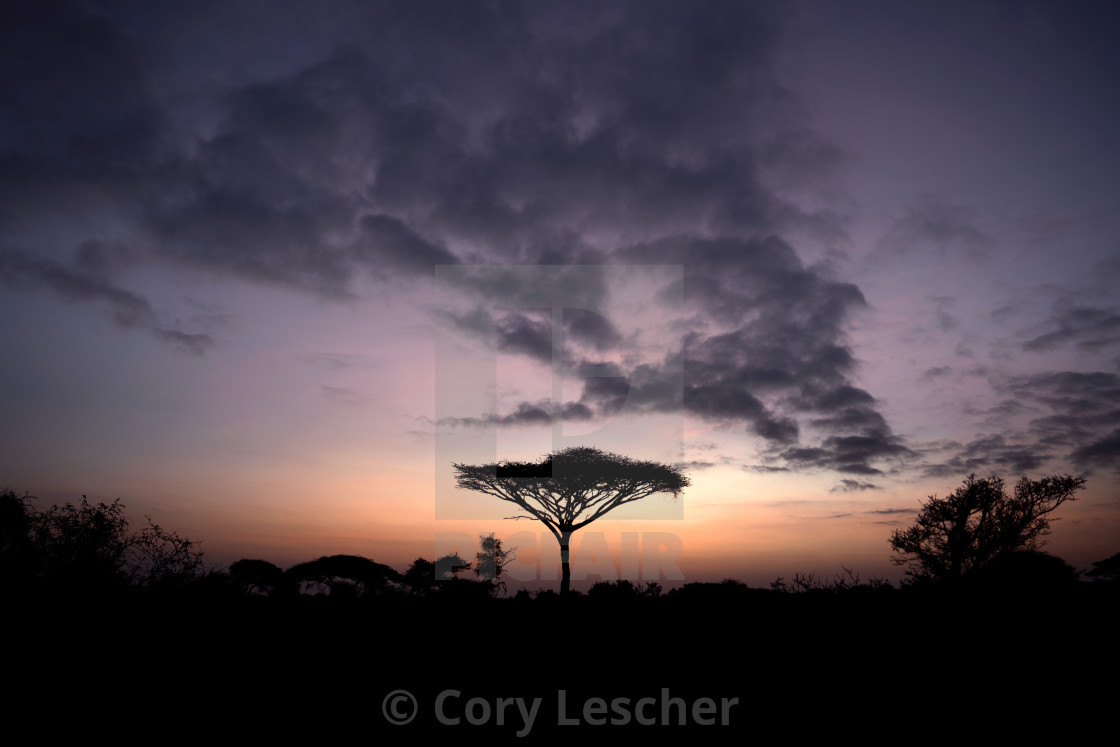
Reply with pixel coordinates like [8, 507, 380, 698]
[23, 440, 1116, 589]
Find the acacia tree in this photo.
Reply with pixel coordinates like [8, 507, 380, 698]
[452, 447, 690, 594]
[229, 558, 287, 595]
[889, 473, 1085, 583]
[286, 555, 402, 597]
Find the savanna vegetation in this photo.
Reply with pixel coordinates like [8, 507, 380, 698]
[3, 475, 1115, 737]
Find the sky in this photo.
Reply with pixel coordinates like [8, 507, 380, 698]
[2, 0, 1118, 588]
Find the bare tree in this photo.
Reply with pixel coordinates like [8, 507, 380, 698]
[452, 447, 690, 594]
[889, 473, 1085, 583]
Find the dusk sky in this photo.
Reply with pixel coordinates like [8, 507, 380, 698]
[2, 0, 1118, 587]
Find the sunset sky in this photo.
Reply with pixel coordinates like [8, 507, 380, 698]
[2, 0, 1118, 587]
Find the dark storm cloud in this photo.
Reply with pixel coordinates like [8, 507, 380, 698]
[355, 215, 460, 276]
[579, 373, 631, 418]
[810, 385, 876, 411]
[489, 307, 623, 363]
[779, 433, 913, 476]
[5, 1, 797, 285]
[123, 0, 796, 291]
[923, 371, 1120, 476]
[563, 308, 623, 352]
[618, 235, 866, 327]
[435, 306, 550, 363]
[607, 234, 908, 474]
[965, 434, 1046, 472]
[495, 311, 553, 362]
[439, 304, 628, 372]
[1021, 299, 1120, 353]
[5, 0, 912, 476]
[968, 398, 1041, 429]
[788, 403, 916, 474]
[559, 355, 687, 424]
[0, 249, 212, 353]
[145, 179, 358, 297]
[1010, 372, 1120, 473]
[0, 250, 149, 327]
[809, 405, 892, 435]
[1011, 372, 1120, 416]
[440, 400, 593, 429]
[919, 431, 1051, 479]
[436, 306, 565, 365]
[0, 0, 164, 174]
[1071, 429, 1120, 473]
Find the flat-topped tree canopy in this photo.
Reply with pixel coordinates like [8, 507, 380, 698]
[452, 446, 690, 593]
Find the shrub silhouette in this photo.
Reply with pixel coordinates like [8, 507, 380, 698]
[967, 550, 1079, 591]
[2, 490, 207, 594]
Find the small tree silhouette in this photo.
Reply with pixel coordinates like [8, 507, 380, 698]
[452, 447, 689, 594]
[229, 558, 287, 595]
[475, 532, 515, 595]
[286, 555, 401, 597]
[889, 473, 1085, 583]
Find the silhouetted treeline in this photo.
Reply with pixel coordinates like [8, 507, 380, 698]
[5, 487, 1117, 740]
[5, 487, 1118, 606]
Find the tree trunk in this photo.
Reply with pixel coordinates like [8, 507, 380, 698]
[559, 529, 572, 595]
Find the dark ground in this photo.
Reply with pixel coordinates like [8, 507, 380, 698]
[10, 582, 1116, 742]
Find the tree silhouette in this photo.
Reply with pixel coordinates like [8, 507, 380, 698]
[402, 557, 438, 595]
[452, 446, 689, 594]
[435, 551, 472, 580]
[967, 549, 1079, 591]
[229, 558, 287, 595]
[1, 489, 39, 591]
[475, 532, 515, 595]
[286, 554, 402, 597]
[889, 473, 1085, 584]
